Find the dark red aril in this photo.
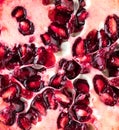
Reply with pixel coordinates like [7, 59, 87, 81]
[98, 29, 111, 48]
[71, 103, 92, 122]
[104, 14, 119, 42]
[100, 86, 117, 106]
[35, 47, 56, 67]
[68, 15, 84, 34]
[49, 73, 66, 89]
[17, 113, 32, 130]
[24, 75, 44, 92]
[93, 74, 108, 94]
[1, 83, 21, 102]
[21, 88, 33, 99]
[43, 88, 58, 110]
[31, 94, 47, 116]
[48, 5, 72, 24]
[0, 106, 16, 126]
[40, 32, 51, 45]
[64, 120, 88, 130]
[48, 22, 69, 40]
[73, 78, 89, 95]
[85, 29, 99, 53]
[57, 112, 69, 129]
[77, 8, 88, 22]
[0, 74, 9, 91]
[13, 66, 37, 82]
[62, 60, 81, 79]
[107, 50, 119, 68]
[42, 0, 53, 5]
[72, 37, 85, 57]
[18, 19, 35, 36]
[11, 6, 27, 21]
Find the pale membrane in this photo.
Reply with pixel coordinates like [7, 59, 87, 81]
[0, 0, 119, 130]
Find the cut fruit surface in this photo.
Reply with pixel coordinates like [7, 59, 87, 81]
[1, 0, 119, 130]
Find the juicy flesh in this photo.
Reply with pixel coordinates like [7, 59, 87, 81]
[0, 0, 119, 130]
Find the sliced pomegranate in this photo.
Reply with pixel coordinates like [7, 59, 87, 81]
[24, 75, 44, 92]
[93, 74, 108, 94]
[31, 94, 47, 116]
[71, 103, 92, 122]
[100, 86, 117, 106]
[49, 73, 66, 89]
[57, 112, 69, 129]
[72, 37, 85, 57]
[11, 6, 27, 21]
[104, 14, 119, 41]
[18, 19, 35, 36]
[0, 106, 16, 126]
[48, 22, 69, 40]
[85, 29, 99, 53]
[43, 88, 58, 110]
[62, 60, 81, 79]
[1, 83, 21, 102]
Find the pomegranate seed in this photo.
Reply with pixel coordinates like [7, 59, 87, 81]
[13, 66, 37, 81]
[71, 103, 92, 122]
[73, 78, 89, 95]
[31, 94, 47, 116]
[27, 108, 41, 124]
[1, 83, 21, 102]
[0, 106, 16, 126]
[11, 6, 27, 21]
[24, 75, 44, 92]
[11, 99, 25, 113]
[59, 58, 67, 68]
[92, 50, 107, 70]
[104, 14, 119, 41]
[62, 60, 81, 79]
[64, 120, 88, 130]
[49, 73, 66, 89]
[78, 0, 86, 8]
[43, 88, 58, 110]
[72, 37, 85, 57]
[18, 19, 35, 36]
[35, 47, 56, 67]
[93, 74, 108, 94]
[98, 29, 111, 48]
[77, 8, 88, 22]
[107, 50, 119, 67]
[21, 88, 33, 99]
[85, 29, 99, 53]
[54, 89, 72, 107]
[100, 86, 117, 106]
[75, 93, 90, 105]
[68, 15, 84, 34]
[19, 43, 36, 64]
[18, 113, 31, 130]
[108, 67, 119, 77]
[0, 75, 9, 90]
[57, 112, 69, 129]
[40, 32, 51, 45]
[48, 5, 72, 24]
[42, 0, 53, 5]
[48, 22, 69, 40]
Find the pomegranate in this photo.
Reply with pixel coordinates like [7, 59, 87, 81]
[1, 0, 119, 130]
